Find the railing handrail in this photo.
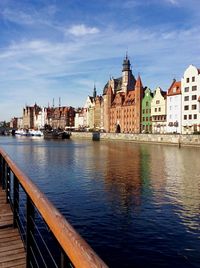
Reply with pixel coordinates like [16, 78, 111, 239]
[0, 148, 108, 268]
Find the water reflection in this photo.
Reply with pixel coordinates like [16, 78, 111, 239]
[164, 147, 200, 232]
[1, 137, 200, 267]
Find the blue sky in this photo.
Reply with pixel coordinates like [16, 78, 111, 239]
[0, 0, 200, 121]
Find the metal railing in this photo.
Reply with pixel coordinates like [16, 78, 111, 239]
[0, 148, 108, 268]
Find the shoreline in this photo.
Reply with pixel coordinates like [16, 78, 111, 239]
[70, 132, 200, 148]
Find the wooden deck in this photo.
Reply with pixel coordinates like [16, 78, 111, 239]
[0, 189, 26, 268]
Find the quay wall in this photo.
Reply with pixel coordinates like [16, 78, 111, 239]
[70, 132, 200, 147]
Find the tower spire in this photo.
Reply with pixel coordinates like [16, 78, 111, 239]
[93, 84, 97, 98]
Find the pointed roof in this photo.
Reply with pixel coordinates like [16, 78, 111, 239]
[167, 79, 181, 96]
[135, 75, 143, 89]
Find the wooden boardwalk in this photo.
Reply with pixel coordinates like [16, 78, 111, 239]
[0, 189, 26, 268]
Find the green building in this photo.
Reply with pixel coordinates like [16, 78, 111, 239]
[141, 87, 153, 133]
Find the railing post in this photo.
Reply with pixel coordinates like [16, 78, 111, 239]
[13, 175, 19, 228]
[26, 196, 34, 268]
[2, 158, 5, 190]
[0, 155, 2, 187]
[6, 165, 11, 203]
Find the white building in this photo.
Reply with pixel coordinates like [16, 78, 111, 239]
[83, 96, 95, 129]
[34, 107, 47, 129]
[181, 65, 200, 134]
[74, 109, 85, 129]
[166, 80, 182, 133]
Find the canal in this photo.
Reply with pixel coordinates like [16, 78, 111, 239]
[0, 136, 200, 268]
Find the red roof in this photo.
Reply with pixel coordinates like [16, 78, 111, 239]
[135, 75, 143, 89]
[167, 80, 181, 96]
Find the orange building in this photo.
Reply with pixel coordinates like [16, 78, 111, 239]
[103, 56, 144, 133]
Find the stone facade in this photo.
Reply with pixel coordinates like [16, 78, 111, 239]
[23, 104, 41, 129]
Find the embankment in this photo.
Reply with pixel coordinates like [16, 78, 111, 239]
[71, 132, 200, 147]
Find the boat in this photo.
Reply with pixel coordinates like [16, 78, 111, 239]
[15, 129, 43, 137]
[15, 129, 32, 136]
[43, 130, 71, 139]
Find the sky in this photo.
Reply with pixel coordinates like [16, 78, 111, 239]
[0, 0, 200, 121]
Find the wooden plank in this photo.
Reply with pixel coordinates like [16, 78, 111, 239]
[0, 188, 26, 268]
[0, 257, 26, 268]
[0, 242, 24, 253]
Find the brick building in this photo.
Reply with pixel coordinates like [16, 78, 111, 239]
[102, 56, 144, 133]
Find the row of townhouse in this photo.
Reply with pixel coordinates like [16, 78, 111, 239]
[10, 104, 75, 130]
[77, 57, 200, 134]
[142, 64, 200, 134]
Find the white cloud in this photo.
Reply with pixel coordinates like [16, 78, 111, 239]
[165, 0, 179, 5]
[68, 24, 100, 37]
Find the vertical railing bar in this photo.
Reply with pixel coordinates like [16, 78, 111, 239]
[13, 175, 19, 228]
[26, 196, 35, 268]
[0, 154, 2, 188]
[2, 157, 5, 190]
[6, 165, 11, 204]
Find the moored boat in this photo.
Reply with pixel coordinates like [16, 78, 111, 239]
[43, 130, 70, 139]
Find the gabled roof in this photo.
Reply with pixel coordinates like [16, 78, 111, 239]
[167, 79, 181, 96]
[135, 75, 143, 89]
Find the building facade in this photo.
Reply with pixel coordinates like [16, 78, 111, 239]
[141, 87, 153, 133]
[181, 65, 200, 134]
[102, 56, 144, 133]
[151, 87, 167, 134]
[166, 80, 182, 133]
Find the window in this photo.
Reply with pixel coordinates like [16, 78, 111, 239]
[146, 109, 148, 113]
[169, 114, 172, 119]
[194, 114, 197, 119]
[184, 105, 189, 110]
[192, 86, 197, 91]
[146, 117, 149, 122]
[146, 101, 149, 106]
[192, 95, 197, 100]
[184, 96, 189, 101]
[142, 109, 145, 113]
[184, 115, 187, 120]
[189, 115, 192, 119]
[184, 87, 189, 92]
[158, 107, 161, 112]
[186, 78, 189, 83]
[192, 76, 195, 82]
[192, 104, 197, 110]
[155, 108, 157, 112]
[156, 100, 160, 104]
[173, 87, 176, 93]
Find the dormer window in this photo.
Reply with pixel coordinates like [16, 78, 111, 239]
[173, 87, 176, 93]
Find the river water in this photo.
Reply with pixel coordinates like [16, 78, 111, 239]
[0, 136, 200, 268]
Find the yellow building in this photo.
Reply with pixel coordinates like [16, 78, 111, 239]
[151, 87, 167, 133]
